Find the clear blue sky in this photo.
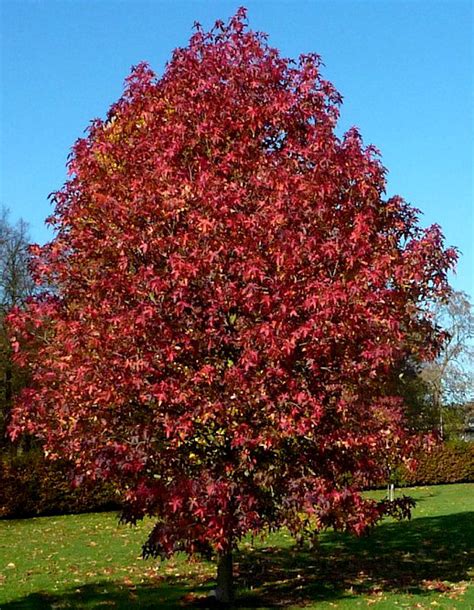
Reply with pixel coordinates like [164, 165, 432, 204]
[1, 0, 472, 297]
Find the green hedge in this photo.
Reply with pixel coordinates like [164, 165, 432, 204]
[0, 450, 119, 518]
[398, 440, 474, 486]
[2, 442, 472, 519]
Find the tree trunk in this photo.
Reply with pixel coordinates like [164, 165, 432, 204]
[434, 386, 444, 439]
[215, 551, 233, 604]
[5, 362, 12, 411]
[2, 362, 12, 448]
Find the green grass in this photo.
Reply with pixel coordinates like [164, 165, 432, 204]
[0, 483, 472, 609]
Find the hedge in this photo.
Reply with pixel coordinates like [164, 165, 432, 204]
[0, 450, 119, 518]
[1, 441, 472, 518]
[397, 440, 474, 487]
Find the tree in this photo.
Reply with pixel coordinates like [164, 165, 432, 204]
[421, 291, 474, 438]
[8, 10, 457, 603]
[0, 208, 34, 445]
[390, 358, 438, 434]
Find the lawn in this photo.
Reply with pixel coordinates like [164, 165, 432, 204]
[0, 483, 472, 609]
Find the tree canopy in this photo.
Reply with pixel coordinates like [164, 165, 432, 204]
[0, 208, 34, 446]
[8, 9, 457, 601]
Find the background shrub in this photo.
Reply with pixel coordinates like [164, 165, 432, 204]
[397, 440, 474, 486]
[2, 442, 472, 518]
[0, 449, 119, 518]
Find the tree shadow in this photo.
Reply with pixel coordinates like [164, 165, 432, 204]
[0, 578, 203, 609]
[2, 511, 472, 609]
[235, 510, 474, 607]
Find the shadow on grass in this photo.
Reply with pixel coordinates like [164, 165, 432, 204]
[235, 510, 474, 607]
[0, 579, 193, 609]
[2, 511, 473, 609]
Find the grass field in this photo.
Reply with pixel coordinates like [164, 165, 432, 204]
[0, 483, 472, 609]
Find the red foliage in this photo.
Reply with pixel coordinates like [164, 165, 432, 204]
[8, 9, 456, 559]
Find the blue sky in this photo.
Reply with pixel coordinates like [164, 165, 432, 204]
[1, 0, 472, 297]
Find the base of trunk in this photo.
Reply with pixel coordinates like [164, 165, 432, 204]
[215, 551, 233, 604]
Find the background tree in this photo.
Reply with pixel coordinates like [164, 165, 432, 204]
[391, 359, 438, 434]
[421, 291, 474, 438]
[8, 11, 457, 603]
[0, 208, 34, 446]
